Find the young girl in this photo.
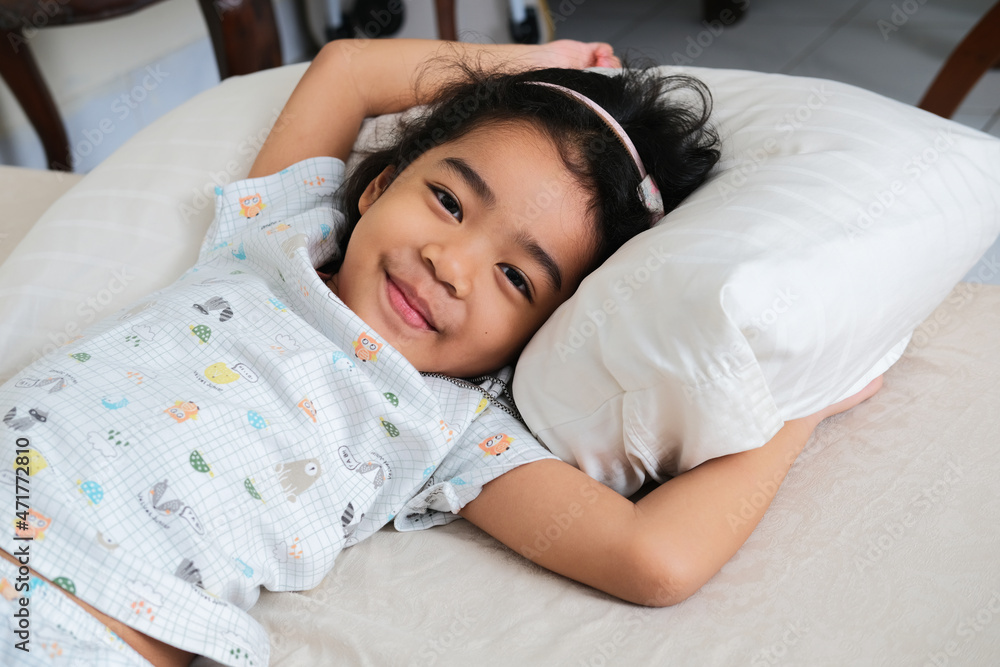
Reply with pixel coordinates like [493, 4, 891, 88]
[0, 38, 879, 667]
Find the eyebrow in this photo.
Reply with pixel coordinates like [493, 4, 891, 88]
[441, 157, 496, 209]
[515, 229, 563, 293]
[440, 157, 562, 294]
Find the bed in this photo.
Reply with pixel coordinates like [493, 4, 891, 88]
[1, 62, 998, 666]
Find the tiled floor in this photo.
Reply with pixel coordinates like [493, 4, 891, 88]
[549, 0, 999, 137]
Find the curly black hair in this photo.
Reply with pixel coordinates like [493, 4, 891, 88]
[330, 61, 720, 277]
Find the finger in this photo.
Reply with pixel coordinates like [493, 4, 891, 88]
[593, 43, 620, 69]
[602, 54, 622, 68]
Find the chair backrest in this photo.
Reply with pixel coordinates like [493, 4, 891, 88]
[918, 0, 1000, 119]
[0, 0, 282, 170]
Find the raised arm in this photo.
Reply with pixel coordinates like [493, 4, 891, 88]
[248, 38, 618, 178]
[459, 377, 883, 607]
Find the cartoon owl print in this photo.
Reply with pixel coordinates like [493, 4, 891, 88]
[238, 194, 265, 218]
[165, 401, 199, 423]
[297, 398, 317, 423]
[15, 508, 51, 540]
[478, 433, 514, 457]
[353, 332, 382, 363]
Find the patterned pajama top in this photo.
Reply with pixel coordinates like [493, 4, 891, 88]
[0, 156, 557, 666]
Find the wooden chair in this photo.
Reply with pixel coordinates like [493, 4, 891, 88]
[0, 0, 282, 171]
[918, 0, 1000, 119]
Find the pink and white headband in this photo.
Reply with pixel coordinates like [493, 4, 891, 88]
[529, 81, 665, 223]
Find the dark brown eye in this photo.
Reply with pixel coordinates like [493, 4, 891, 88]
[432, 187, 462, 220]
[501, 265, 532, 301]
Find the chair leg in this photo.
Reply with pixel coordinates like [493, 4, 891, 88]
[0, 29, 72, 170]
[918, 1, 1000, 119]
[434, 0, 457, 41]
[197, 0, 283, 80]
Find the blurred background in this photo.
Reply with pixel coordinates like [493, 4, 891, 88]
[0, 0, 996, 172]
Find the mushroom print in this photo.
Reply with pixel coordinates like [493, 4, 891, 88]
[190, 325, 212, 344]
[52, 577, 76, 594]
[189, 450, 214, 478]
[379, 417, 399, 438]
[247, 411, 268, 430]
[77, 479, 104, 506]
[244, 477, 264, 503]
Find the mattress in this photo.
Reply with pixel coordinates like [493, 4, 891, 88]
[235, 282, 1000, 666]
[3, 133, 997, 667]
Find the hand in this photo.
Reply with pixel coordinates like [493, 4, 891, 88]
[516, 39, 620, 70]
[807, 375, 883, 427]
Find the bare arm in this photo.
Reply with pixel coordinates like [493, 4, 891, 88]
[248, 38, 618, 178]
[459, 377, 883, 607]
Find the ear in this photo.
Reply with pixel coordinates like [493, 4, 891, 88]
[358, 166, 396, 215]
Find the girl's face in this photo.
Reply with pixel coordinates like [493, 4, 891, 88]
[330, 122, 596, 376]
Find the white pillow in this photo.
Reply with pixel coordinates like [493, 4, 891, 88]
[513, 66, 1000, 495]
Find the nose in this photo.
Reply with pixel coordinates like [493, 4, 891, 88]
[421, 238, 483, 299]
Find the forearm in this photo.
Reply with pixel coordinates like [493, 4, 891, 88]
[324, 38, 539, 116]
[249, 39, 541, 177]
[633, 417, 819, 603]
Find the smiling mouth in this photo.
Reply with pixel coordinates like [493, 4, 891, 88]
[386, 275, 437, 332]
